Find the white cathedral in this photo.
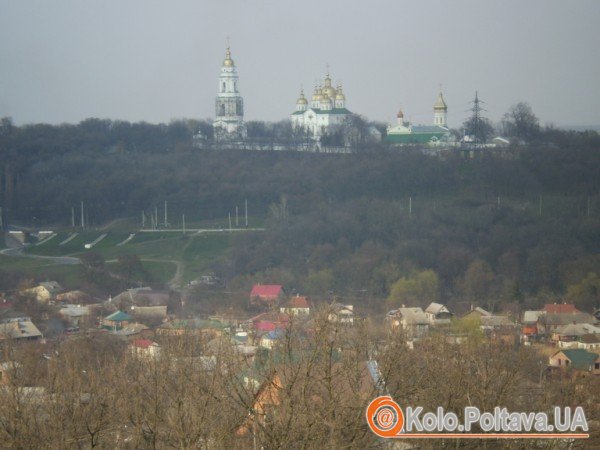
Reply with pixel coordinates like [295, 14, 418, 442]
[213, 45, 247, 139]
[290, 72, 353, 139]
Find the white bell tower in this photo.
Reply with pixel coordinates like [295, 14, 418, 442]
[213, 42, 246, 139]
[433, 91, 448, 128]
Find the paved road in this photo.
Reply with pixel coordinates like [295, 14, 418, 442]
[0, 246, 80, 265]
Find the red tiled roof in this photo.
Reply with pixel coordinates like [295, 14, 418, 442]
[543, 304, 578, 314]
[250, 284, 283, 298]
[250, 312, 289, 332]
[250, 311, 289, 323]
[286, 296, 310, 309]
[133, 339, 154, 349]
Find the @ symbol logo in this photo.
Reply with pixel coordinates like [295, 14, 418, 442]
[366, 396, 404, 437]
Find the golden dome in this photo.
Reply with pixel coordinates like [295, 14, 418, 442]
[335, 85, 345, 100]
[297, 88, 308, 105]
[323, 85, 336, 98]
[313, 86, 323, 101]
[223, 47, 234, 67]
[434, 92, 447, 110]
[323, 71, 336, 96]
[321, 94, 332, 108]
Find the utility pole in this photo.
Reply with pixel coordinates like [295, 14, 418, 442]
[71, 207, 75, 227]
[228, 212, 232, 230]
[142, 211, 146, 228]
[81, 201, 84, 229]
[235, 206, 239, 227]
[182, 214, 186, 234]
[245, 198, 248, 227]
[497, 196, 500, 208]
[466, 91, 488, 145]
[409, 196, 412, 216]
[164, 200, 167, 228]
[155, 206, 158, 229]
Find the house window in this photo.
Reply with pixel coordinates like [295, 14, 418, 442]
[565, 360, 569, 366]
[596, 363, 599, 370]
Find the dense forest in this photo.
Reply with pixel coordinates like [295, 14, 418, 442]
[1, 117, 599, 313]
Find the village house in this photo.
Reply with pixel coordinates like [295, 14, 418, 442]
[59, 304, 90, 327]
[157, 318, 227, 339]
[130, 305, 168, 327]
[111, 287, 171, 310]
[386, 307, 429, 339]
[113, 323, 150, 336]
[205, 335, 258, 362]
[235, 359, 384, 438]
[259, 329, 286, 349]
[249, 312, 290, 334]
[55, 290, 91, 304]
[549, 348, 600, 375]
[280, 295, 310, 316]
[480, 314, 515, 331]
[537, 311, 596, 336]
[461, 306, 492, 321]
[552, 323, 600, 348]
[129, 339, 161, 359]
[521, 310, 544, 338]
[0, 315, 43, 341]
[21, 281, 63, 303]
[327, 303, 354, 324]
[543, 303, 579, 314]
[101, 310, 133, 331]
[250, 284, 285, 308]
[424, 302, 453, 326]
[578, 333, 600, 351]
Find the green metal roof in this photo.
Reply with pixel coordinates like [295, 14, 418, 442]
[164, 318, 226, 330]
[105, 310, 133, 322]
[560, 349, 599, 370]
[386, 126, 450, 144]
[292, 108, 352, 116]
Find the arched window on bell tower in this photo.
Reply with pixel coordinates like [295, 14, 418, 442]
[222, 82, 226, 93]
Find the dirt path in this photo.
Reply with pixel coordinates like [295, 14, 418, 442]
[140, 258, 183, 291]
[0, 245, 80, 265]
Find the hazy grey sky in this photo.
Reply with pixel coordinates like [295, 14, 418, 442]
[1, 0, 599, 127]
